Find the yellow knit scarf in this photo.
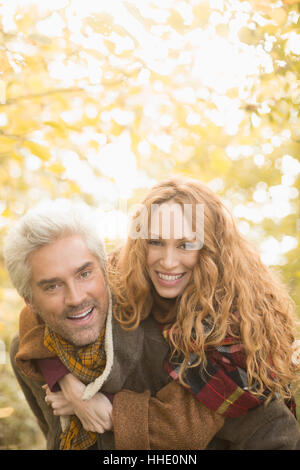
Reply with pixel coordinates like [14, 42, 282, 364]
[44, 325, 106, 450]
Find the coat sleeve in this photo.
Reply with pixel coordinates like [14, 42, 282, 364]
[36, 357, 69, 392]
[208, 398, 300, 450]
[112, 380, 224, 450]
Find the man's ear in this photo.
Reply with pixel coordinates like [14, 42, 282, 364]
[24, 297, 37, 313]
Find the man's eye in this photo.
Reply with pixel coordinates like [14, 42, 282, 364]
[45, 284, 58, 291]
[80, 270, 91, 279]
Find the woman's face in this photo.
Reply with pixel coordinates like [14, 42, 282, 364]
[146, 201, 200, 299]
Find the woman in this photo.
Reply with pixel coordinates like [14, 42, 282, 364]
[110, 176, 299, 404]
[105, 176, 300, 448]
[16, 176, 300, 449]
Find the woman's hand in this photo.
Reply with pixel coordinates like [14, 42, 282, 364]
[43, 384, 75, 415]
[43, 374, 113, 434]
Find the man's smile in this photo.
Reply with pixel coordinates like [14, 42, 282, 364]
[66, 306, 95, 324]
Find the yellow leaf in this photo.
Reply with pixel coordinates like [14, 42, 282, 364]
[16, 11, 36, 32]
[0, 52, 13, 75]
[45, 120, 68, 136]
[192, 3, 210, 27]
[0, 407, 14, 419]
[68, 181, 81, 194]
[270, 8, 287, 25]
[210, 149, 231, 175]
[215, 24, 229, 38]
[85, 13, 114, 36]
[130, 132, 140, 153]
[0, 135, 16, 152]
[110, 122, 124, 136]
[0, 80, 6, 104]
[48, 163, 65, 174]
[89, 140, 100, 151]
[45, 120, 70, 139]
[0, 266, 8, 282]
[1, 207, 11, 218]
[103, 39, 115, 54]
[24, 141, 51, 161]
[226, 87, 239, 99]
[168, 10, 185, 33]
[29, 33, 52, 45]
[248, 0, 272, 13]
[238, 27, 258, 46]
[12, 119, 38, 135]
[10, 151, 23, 164]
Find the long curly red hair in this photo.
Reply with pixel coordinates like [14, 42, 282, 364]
[107, 176, 300, 402]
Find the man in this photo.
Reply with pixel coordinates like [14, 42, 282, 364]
[4, 199, 223, 450]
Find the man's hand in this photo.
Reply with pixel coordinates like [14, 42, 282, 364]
[73, 392, 113, 434]
[44, 374, 113, 434]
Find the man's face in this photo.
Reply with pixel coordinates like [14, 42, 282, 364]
[26, 235, 108, 347]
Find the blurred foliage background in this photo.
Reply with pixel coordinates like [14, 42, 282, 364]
[0, 0, 300, 449]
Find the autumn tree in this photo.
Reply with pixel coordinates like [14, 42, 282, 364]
[0, 0, 299, 448]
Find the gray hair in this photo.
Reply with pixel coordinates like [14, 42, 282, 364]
[3, 199, 107, 302]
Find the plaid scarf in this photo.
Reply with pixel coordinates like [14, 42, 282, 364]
[44, 326, 106, 450]
[160, 324, 296, 419]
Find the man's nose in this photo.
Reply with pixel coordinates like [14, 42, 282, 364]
[65, 281, 86, 306]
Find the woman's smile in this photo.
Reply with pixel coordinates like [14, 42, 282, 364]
[156, 271, 186, 285]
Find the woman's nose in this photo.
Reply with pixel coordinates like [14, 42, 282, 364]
[160, 246, 179, 270]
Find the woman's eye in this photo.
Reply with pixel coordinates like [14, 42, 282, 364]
[147, 239, 162, 246]
[180, 242, 199, 250]
[179, 243, 189, 250]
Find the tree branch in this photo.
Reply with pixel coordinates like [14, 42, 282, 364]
[0, 87, 85, 107]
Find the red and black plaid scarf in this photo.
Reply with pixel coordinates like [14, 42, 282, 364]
[160, 323, 297, 418]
